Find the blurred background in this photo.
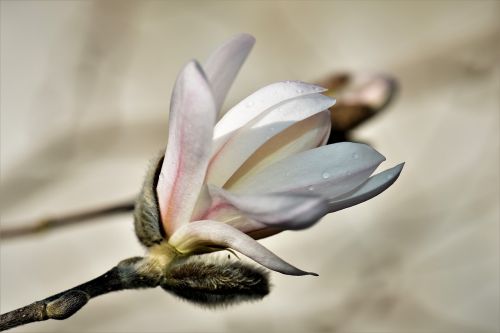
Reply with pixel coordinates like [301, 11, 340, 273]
[1, 1, 499, 332]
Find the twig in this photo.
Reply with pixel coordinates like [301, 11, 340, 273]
[0, 200, 135, 240]
[0, 250, 271, 331]
[0, 256, 160, 331]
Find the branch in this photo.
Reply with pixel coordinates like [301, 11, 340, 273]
[0, 200, 135, 240]
[0, 249, 272, 331]
[0, 257, 160, 331]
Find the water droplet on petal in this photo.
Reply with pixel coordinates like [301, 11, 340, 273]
[246, 101, 254, 107]
[352, 153, 359, 159]
[322, 172, 330, 179]
[296, 89, 304, 93]
[307, 185, 314, 191]
[386, 174, 393, 180]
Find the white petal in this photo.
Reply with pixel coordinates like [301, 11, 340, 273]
[224, 217, 270, 238]
[207, 94, 335, 186]
[191, 192, 269, 237]
[213, 81, 327, 153]
[328, 163, 404, 212]
[231, 142, 385, 200]
[169, 220, 318, 276]
[319, 111, 332, 146]
[197, 202, 277, 240]
[208, 186, 329, 230]
[225, 111, 331, 189]
[156, 61, 216, 236]
[204, 33, 255, 115]
[190, 183, 212, 221]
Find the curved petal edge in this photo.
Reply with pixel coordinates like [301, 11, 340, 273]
[328, 163, 404, 212]
[169, 220, 318, 276]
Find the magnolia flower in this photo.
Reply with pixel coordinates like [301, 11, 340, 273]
[134, 34, 403, 287]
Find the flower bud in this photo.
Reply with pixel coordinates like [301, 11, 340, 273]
[161, 255, 269, 308]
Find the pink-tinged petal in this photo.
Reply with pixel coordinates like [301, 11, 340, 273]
[328, 163, 404, 212]
[157, 61, 216, 236]
[208, 186, 329, 230]
[190, 183, 213, 222]
[204, 33, 255, 115]
[225, 217, 269, 237]
[231, 142, 385, 200]
[207, 94, 335, 186]
[225, 111, 331, 189]
[192, 194, 269, 237]
[169, 220, 318, 276]
[197, 199, 274, 238]
[213, 81, 327, 154]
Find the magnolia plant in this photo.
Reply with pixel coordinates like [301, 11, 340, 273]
[0, 34, 403, 331]
[135, 33, 403, 299]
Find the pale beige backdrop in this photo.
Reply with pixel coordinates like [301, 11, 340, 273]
[1, 1, 499, 332]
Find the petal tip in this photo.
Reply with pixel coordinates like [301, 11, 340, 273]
[186, 59, 208, 79]
[391, 162, 405, 178]
[236, 33, 256, 45]
[312, 84, 328, 93]
[286, 266, 319, 277]
[180, 59, 211, 88]
[321, 95, 336, 109]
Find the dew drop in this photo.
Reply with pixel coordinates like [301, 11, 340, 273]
[352, 153, 359, 159]
[386, 174, 393, 180]
[307, 185, 314, 191]
[246, 101, 254, 107]
[322, 172, 330, 179]
[296, 89, 304, 93]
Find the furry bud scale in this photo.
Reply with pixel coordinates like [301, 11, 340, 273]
[161, 255, 270, 308]
[134, 155, 165, 247]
